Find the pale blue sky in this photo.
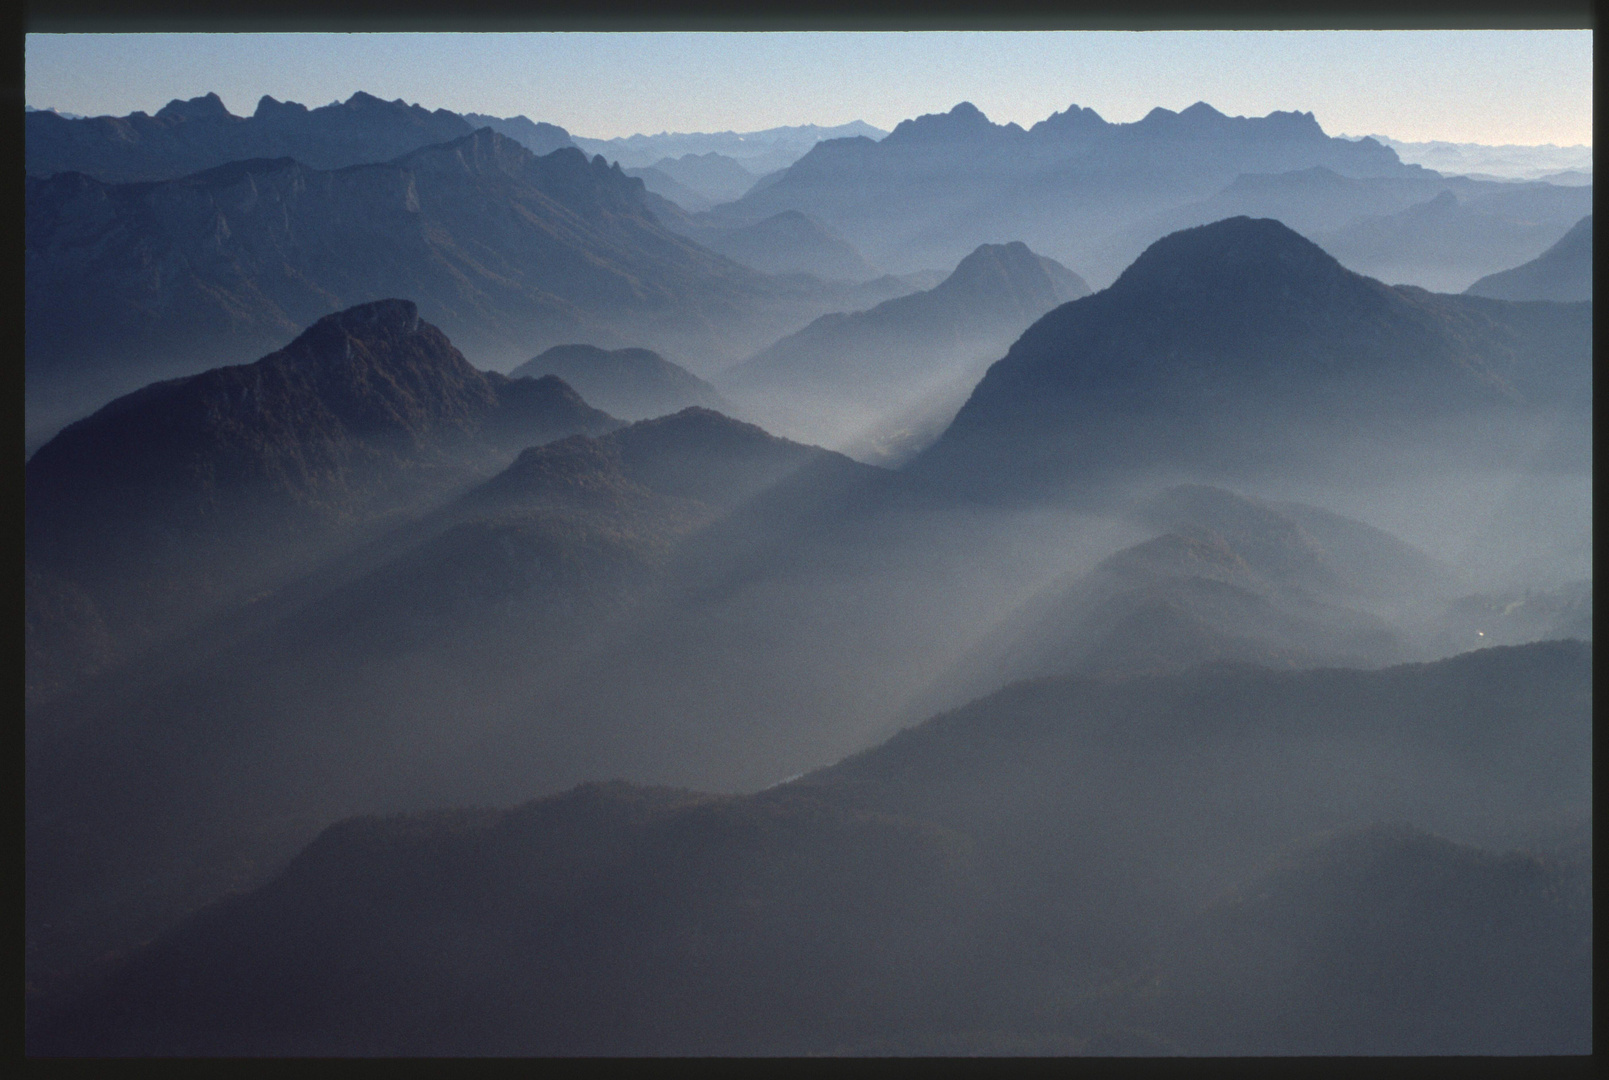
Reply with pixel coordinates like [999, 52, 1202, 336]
[24, 30, 1593, 146]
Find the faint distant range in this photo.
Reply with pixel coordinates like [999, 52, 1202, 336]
[1342, 134, 1592, 183]
[26, 105, 85, 120]
[571, 120, 888, 175]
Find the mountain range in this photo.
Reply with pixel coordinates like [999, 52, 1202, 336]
[25, 127, 867, 449]
[25, 91, 477, 183]
[571, 120, 889, 174]
[24, 83, 1593, 1058]
[710, 100, 1428, 280]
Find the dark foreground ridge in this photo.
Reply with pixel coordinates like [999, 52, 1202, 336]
[28, 640, 1591, 1056]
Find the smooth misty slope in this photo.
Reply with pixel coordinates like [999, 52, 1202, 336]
[675, 210, 877, 281]
[916, 485, 1458, 716]
[719, 241, 1090, 448]
[511, 344, 730, 420]
[30, 642, 1590, 1055]
[1137, 484, 1458, 602]
[1311, 183, 1593, 293]
[25, 407, 864, 984]
[26, 127, 842, 444]
[1466, 214, 1592, 301]
[912, 217, 1592, 502]
[1109, 824, 1591, 1055]
[719, 100, 1425, 277]
[25, 91, 476, 182]
[25, 300, 616, 705]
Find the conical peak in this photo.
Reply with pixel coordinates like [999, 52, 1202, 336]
[156, 92, 234, 122]
[942, 241, 1040, 284]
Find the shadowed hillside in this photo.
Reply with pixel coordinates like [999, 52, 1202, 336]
[912, 217, 1591, 503]
[25, 299, 617, 705]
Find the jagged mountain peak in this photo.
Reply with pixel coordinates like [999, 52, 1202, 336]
[1029, 103, 1110, 137]
[154, 92, 234, 123]
[884, 101, 1011, 143]
[252, 95, 309, 119]
[26, 299, 615, 528]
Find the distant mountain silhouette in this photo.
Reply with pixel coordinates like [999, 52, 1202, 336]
[1465, 214, 1592, 302]
[29, 641, 1590, 1055]
[1311, 184, 1593, 293]
[720, 241, 1090, 449]
[572, 120, 888, 175]
[511, 344, 729, 420]
[25, 91, 476, 183]
[912, 217, 1591, 501]
[460, 113, 576, 156]
[719, 100, 1427, 278]
[26, 299, 617, 704]
[26, 128, 846, 444]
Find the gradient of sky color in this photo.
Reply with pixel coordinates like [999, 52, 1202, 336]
[24, 30, 1594, 146]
